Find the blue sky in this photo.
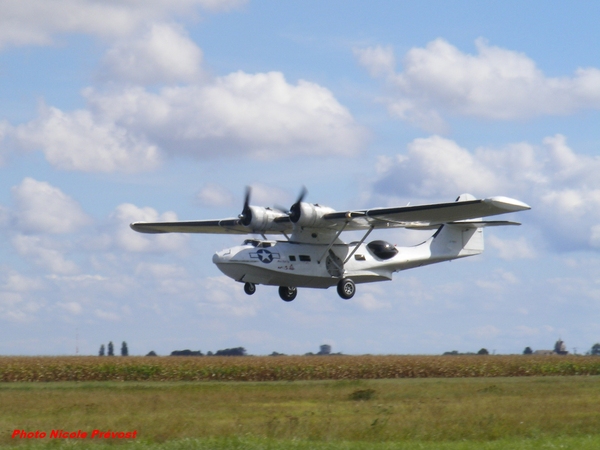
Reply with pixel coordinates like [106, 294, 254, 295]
[2, 0, 600, 356]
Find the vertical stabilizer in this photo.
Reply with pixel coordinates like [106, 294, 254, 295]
[430, 224, 484, 260]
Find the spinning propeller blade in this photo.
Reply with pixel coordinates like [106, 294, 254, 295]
[238, 186, 252, 226]
[289, 186, 307, 223]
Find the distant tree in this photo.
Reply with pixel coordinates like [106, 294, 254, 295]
[99, 344, 105, 356]
[214, 347, 246, 356]
[146, 351, 157, 356]
[269, 351, 286, 356]
[121, 341, 129, 356]
[591, 343, 600, 355]
[443, 351, 459, 355]
[207, 351, 214, 356]
[523, 347, 533, 355]
[107, 341, 114, 356]
[171, 349, 203, 356]
[318, 345, 332, 355]
[477, 348, 489, 355]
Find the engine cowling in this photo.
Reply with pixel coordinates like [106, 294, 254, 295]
[289, 202, 335, 227]
[240, 206, 286, 231]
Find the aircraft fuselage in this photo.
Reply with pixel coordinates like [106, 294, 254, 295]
[212, 226, 481, 291]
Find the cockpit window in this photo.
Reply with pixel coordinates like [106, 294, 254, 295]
[367, 240, 398, 260]
[243, 239, 274, 248]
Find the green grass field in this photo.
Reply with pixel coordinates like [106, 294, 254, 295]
[2, 376, 600, 449]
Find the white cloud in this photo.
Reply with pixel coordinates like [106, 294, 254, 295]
[247, 184, 292, 208]
[12, 234, 79, 275]
[11, 178, 90, 234]
[373, 134, 600, 252]
[356, 38, 600, 131]
[353, 284, 391, 311]
[94, 309, 121, 321]
[1, 270, 45, 292]
[0, 120, 10, 166]
[354, 46, 395, 77]
[15, 106, 161, 172]
[468, 325, 500, 341]
[197, 183, 235, 207]
[56, 301, 83, 315]
[487, 236, 536, 260]
[200, 276, 261, 317]
[84, 71, 366, 159]
[100, 23, 204, 85]
[111, 203, 189, 253]
[0, 0, 247, 49]
[134, 262, 195, 295]
[374, 135, 500, 198]
[15, 72, 365, 171]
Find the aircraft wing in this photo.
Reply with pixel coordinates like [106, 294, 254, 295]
[130, 218, 292, 235]
[323, 196, 531, 230]
[130, 195, 530, 236]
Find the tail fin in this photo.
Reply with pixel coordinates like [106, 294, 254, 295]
[429, 193, 484, 259]
[430, 223, 484, 259]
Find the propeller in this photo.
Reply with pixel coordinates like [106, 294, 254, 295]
[288, 186, 307, 223]
[238, 186, 253, 226]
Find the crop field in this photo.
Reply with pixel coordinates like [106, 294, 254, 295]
[2, 355, 600, 381]
[2, 356, 600, 449]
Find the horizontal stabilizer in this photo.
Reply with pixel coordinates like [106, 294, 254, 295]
[448, 220, 521, 227]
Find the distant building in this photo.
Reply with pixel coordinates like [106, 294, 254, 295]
[318, 345, 331, 355]
[554, 339, 568, 355]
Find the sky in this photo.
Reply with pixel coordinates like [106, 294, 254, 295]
[2, 0, 600, 356]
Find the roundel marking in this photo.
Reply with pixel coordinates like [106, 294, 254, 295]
[257, 249, 273, 263]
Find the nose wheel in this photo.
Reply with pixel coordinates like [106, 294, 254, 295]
[278, 286, 297, 302]
[244, 282, 256, 295]
[337, 278, 355, 299]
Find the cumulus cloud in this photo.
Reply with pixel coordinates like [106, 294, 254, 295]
[134, 262, 195, 295]
[85, 72, 365, 158]
[12, 234, 79, 274]
[200, 276, 261, 317]
[14, 72, 365, 171]
[356, 38, 600, 131]
[0, 120, 10, 166]
[15, 106, 161, 172]
[100, 23, 204, 85]
[196, 183, 236, 207]
[373, 134, 600, 252]
[0, 0, 247, 49]
[10, 178, 90, 234]
[110, 203, 189, 253]
[487, 236, 536, 260]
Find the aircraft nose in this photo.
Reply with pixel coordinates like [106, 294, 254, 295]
[212, 249, 231, 264]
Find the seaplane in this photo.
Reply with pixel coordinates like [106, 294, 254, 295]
[130, 189, 530, 301]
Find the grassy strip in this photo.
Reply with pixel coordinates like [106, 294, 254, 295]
[2, 355, 600, 382]
[3, 435, 600, 450]
[3, 378, 600, 446]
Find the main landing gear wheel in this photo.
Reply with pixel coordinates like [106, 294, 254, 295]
[337, 278, 356, 300]
[278, 286, 297, 302]
[244, 282, 256, 295]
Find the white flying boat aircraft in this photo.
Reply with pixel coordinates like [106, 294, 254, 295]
[131, 189, 530, 302]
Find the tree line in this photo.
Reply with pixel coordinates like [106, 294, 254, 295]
[98, 341, 128, 356]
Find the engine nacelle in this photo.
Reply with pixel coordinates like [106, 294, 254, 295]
[242, 206, 286, 231]
[289, 202, 335, 227]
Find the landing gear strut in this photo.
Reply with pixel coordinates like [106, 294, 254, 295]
[244, 282, 256, 295]
[278, 286, 297, 302]
[337, 278, 355, 299]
